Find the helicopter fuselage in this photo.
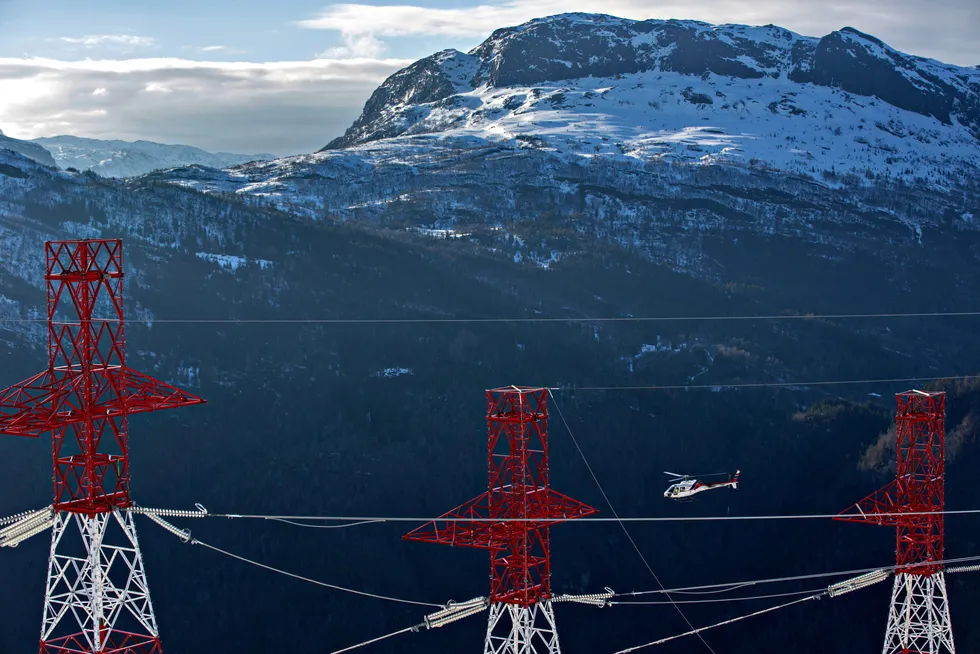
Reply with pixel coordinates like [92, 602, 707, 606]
[664, 471, 739, 499]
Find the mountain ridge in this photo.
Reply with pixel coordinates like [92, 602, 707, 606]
[0, 131, 57, 168]
[317, 13, 979, 186]
[325, 14, 980, 149]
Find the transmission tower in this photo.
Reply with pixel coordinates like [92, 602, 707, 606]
[404, 386, 598, 654]
[0, 239, 206, 654]
[836, 389, 955, 654]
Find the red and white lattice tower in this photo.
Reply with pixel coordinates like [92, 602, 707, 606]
[0, 240, 205, 654]
[404, 386, 597, 654]
[836, 390, 955, 654]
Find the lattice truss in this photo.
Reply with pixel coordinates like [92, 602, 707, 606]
[41, 511, 160, 654]
[883, 573, 955, 654]
[836, 390, 955, 654]
[0, 239, 205, 654]
[405, 387, 597, 654]
[484, 601, 560, 654]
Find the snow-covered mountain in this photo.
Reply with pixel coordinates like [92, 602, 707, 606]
[141, 14, 979, 285]
[320, 14, 979, 184]
[148, 14, 980, 227]
[31, 135, 274, 178]
[0, 129, 56, 168]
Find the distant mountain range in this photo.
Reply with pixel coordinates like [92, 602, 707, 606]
[31, 135, 274, 178]
[0, 129, 273, 178]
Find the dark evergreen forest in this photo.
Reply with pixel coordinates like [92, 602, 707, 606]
[0, 159, 978, 653]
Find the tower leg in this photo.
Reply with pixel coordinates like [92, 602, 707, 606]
[40, 510, 162, 654]
[484, 601, 561, 654]
[883, 573, 955, 654]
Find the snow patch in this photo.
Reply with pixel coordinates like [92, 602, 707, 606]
[411, 227, 471, 239]
[373, 367, 414, 378]
[195, 252, 273, 271]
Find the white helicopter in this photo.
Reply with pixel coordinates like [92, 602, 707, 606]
[663, 469, 740, 500]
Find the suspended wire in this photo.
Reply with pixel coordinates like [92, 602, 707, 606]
[611, 563, 980, 652]
[610, 587, 824, 605]
[621, 553, 980, 598]
[187, 537, 441, 608]
[614, 595, 820, 653]
[668, 583, 754, 596]
[200, 507, 980, 523]
[549, 374, 980, 392]
[548, 390, 718, 654]
[329, 624, 422, 654]
[268, 517, 385, 529]
[22, 309, 980, 325]
[179, 506, 980, 599]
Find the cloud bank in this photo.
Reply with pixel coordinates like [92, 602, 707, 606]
[0, 56, 413, 157]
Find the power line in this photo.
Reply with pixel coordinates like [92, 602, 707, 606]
[610, 587, 824, 605]
[141, 507, 980, 652]
[548, 390, 718, 654]
[614, 595, 820, 653]
[550, 374, 980, 392]
[621, 553, 980, 598]
[200, 507, 980, 523]
[144, 504, 980, 602]
[148, 507, 980, 609]
[12, 309, 980, 325]
[330, 624, 422, 654]
[268, 517, 385, 529]
[613, 561, 980, 652]
[187, 537, 441, 608]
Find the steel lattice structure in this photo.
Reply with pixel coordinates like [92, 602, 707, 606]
[836, 390, 955, 654]
[405, 386, 597, 653]
[0, 240, 205, 654]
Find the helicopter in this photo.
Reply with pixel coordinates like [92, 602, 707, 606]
[663, 469, 740, 500]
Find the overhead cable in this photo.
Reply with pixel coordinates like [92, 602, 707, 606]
[18, 309, 980, 325]
[615, 567, 891, 652]
[621, 553, 980, 598]
[197, 507, 980, 523]
[142, 514, 441, 608]
[549, 390, 718, 654]
[549, 374, 980, 392]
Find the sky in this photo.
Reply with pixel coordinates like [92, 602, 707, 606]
[0, 0, 977, 157]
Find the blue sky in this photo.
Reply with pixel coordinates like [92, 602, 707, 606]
[0, 0, 976, 156]
[0, 0, 482, 62]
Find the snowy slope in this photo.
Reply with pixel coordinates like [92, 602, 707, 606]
[318, 15, 980, 185]
[31, 135, 274, 178]
[0, 129, 57, 168]
[316, 68, 976, 184]
[143, 12, 979, 281]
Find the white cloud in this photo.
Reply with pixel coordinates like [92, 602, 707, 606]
[317, 33, 384, 58]
[143, 82, 172, 94]
[0, 56, 413, 156]
[298, 0, 979, 65]
[183, 45, 249, 56]
[59, 34, 156, 48]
